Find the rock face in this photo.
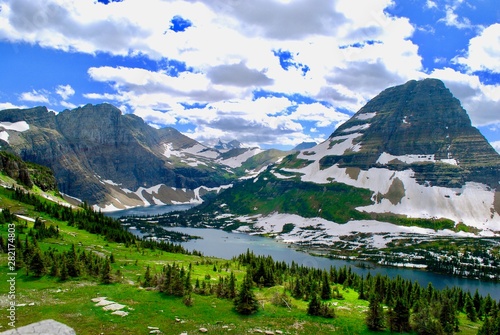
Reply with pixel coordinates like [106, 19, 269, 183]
[0, 104, 234, 206]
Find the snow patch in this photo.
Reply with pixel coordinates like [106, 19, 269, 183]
[0, 121, 30, 143]
[355, 112, 377, 120]
[377, 153, 458, 166]
[298, 132, 364, 160]
[219, 148, 263, 168]
[0, 121, 30, 132]
[340, 124, 370, 134]
[377, 153, 435, 164]
[163, 143, 183, 158]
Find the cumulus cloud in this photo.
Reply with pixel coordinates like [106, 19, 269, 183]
[19, 89, 50, 103]
[207, 62, 273, 87]
[56, 84, 75, 100]
[0, 102, 28, 110]
[438, 3, 473, 29]
[454, 23, 500, 73]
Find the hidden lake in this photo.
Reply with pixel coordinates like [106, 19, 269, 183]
[106, 204, 500, 300]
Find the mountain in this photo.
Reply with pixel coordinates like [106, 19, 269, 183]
[180, 79, 500, 244]
[204, 138, 244, 151]
[292, 141, 317, 151]
[0, 104, 287, 210]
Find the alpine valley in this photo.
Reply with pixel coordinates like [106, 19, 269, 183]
[1, 78, 500, 279]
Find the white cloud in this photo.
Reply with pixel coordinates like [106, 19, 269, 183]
[19, 89, 50, 103]
[438, 3, 473, 29]
[455, 23, 500, 73]
[56, 84, 75, 100]
[60, 100, 77, 110]
[0, 102, 27, 110]
[425, 0, 437, 9]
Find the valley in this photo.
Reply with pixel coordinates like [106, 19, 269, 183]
[0, 185, 497, 335]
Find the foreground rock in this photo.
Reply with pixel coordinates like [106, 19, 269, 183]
[0, 319, 75, 335]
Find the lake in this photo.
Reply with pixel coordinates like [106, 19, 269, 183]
[107, 205, 500, 300]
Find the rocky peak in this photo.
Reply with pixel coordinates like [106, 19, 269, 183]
[323, 78, 500, 189]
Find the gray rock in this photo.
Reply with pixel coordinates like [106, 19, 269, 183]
[0, 319, 75, 335]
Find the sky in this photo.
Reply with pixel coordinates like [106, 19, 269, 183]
[0, 0, 499, 151]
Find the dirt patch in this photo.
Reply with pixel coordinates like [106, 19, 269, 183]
[384, 177, 405, 205]
[494, 192, 500, 217]
[345, 167, 361, 180]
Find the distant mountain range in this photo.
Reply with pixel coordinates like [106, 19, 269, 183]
[0, 103, 288, 209]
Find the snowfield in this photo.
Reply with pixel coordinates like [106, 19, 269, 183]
[0, 121, 30, 143]
[235, 212, 482, 249]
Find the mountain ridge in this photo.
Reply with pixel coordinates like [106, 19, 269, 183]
[0, 103, 288, 209]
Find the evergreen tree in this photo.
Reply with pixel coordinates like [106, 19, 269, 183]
[307, 293, 321, 316]
[234, 272, 259, 315]
[321, 272, 332, 300]
[28, 249, 45, 277]
[59, 256, 69, 281]
[411, 299, 444, 335]
[366, 295, 385, 331]
[358, 276, 368, 300]
[387, 298, 411, 333]
[143, 265, 152, 288]
[465, 294, 478, 322]
[440, 296, 459, 335]
[228, 272, 237, 299]
[100, 257, 113, 284]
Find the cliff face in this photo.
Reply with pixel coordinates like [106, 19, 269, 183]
[0, 104, 234, 205]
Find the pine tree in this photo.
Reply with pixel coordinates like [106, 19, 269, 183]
[234, 272, 259, 315]
[411, 299, 444, 335]
[307, 293, 322, 316]
[465, 295, 478, 322]
[143, 265, 152, 288]
[100, 257, 113, 284]
[387, 298, 411, 333]
[440, 296, 459, 335]
[28, 249, 45, 277]
[366, 295, 385, 331]
[321, 272, 332, 300]
[228, 272, 236, 299]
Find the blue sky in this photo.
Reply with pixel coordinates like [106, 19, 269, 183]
[0, 0, 499, 151]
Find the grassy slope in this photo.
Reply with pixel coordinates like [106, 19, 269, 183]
[0, 186, 482, 335]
